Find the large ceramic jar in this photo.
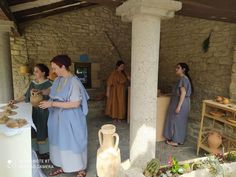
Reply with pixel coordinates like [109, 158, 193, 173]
[30, 90, 43, 107]
[207, 131, 222, 154]
[96, 124, 121, 177]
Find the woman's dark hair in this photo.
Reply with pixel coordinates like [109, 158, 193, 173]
[35, 63, 49, 78]
[116, 60, 125, 68]
[50, 55, 72, 70]
[178, 63, 194, 93]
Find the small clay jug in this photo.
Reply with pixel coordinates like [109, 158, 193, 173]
[30, 90, 43, 107]
[96, 124, 121, 177]
[207, 131, 222, 154]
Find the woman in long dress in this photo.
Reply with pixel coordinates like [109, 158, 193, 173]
[11, 64, 52, 158]
[39, 55, 89, 177]
[105, 60, 130, 122]
[163, 63, 193, 147]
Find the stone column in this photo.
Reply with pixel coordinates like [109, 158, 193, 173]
[0, 20, 14, 103]
[117, 0, 182, 167]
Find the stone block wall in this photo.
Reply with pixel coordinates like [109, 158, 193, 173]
[230, 46, 236, 101]
[10, 6, 131, 98]
[159, 15, 236, 143]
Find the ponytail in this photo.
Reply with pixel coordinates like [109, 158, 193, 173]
[178, 63, 194, 94]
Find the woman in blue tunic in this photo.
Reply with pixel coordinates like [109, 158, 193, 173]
[163, 63, 193, 147]
[39, 55, 89, 177]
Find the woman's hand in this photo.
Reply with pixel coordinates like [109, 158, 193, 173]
[39, 101, 52, 109]
[175, 106, 181, 114]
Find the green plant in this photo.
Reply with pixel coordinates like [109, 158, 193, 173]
[202, 156, 224, 176]
[143, 159, 161, 177]
[225, 151, 236, 162]
[182, 163, 191, 172]
[169, 157, 185, 175]
[202, 31, 212, 53]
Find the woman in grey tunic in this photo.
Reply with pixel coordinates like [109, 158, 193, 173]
[163, 63, 193, 146]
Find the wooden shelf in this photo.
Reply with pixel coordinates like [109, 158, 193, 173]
[204, 114, 236, 128]
[204, 100, 236, 112]
[197, 100, 236, 155]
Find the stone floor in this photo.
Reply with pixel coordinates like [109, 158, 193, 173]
[41, 112, 200, 177]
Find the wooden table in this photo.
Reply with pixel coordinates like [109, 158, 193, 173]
[197, 100, 236, 155]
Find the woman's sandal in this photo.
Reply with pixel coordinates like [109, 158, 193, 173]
[49, 168, 64, 176]
[165, 140, 178, 147]
[77, 170, 87, 177]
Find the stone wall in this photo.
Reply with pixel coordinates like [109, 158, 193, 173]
[11, 6, 131, 98]
[230, 46, 236, 101]
[159, 15, 236, 143]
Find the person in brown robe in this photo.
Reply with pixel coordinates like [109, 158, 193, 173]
[105, 60, 130, 122]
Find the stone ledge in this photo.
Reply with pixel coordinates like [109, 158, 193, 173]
[118, 160, 236, 177]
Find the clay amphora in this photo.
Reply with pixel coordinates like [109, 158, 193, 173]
[96, 124, 121, 177]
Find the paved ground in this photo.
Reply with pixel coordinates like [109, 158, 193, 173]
[41, 115, 200, 177]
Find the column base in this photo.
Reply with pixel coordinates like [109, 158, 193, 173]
[118, 160, 145, 177]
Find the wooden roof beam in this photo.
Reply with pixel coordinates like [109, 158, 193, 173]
[13, 0, 84, 17]
[0, 0, 16, 21]
[8, 0, 38, 6]
[10, 0, 64, 12]
[17, 2, 97, 23]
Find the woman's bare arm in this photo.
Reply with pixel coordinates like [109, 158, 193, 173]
[176, 87, 186, 112]
[9, 96, 25, 104]
[39, 100, 80, 109]
[52, 101, 80, 109]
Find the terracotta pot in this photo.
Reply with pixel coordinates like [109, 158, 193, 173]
[30, 90, 43, 107]
[96, 124, 121, 177]
[223, 97, 230, 104]
[207, 131, 222, 154]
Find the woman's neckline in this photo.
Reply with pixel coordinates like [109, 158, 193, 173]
[33, 79, 49, 85]
[61, 72, 73, 78]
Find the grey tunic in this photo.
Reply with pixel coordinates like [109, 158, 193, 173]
[163, 76, 192, 144]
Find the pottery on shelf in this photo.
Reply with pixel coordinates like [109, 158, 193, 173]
[207, 131, 222, 154]
[222, 97, 230, 104]
[96, 124, 121, 177]
[30, 89, 43, 107]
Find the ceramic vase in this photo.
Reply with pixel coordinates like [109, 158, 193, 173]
[96, 124, 121, 177]
[30, 90, 43, 107]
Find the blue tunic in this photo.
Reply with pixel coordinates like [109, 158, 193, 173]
[48, 75, 89, 172]
[163, 76, 192, 144]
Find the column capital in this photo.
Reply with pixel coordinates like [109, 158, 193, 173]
[0, 20, 15, 32]
[116, 0, 182, 22]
